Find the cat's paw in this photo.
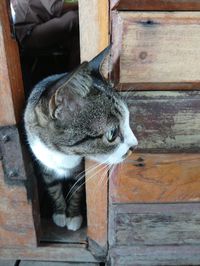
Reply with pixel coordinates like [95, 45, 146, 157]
[52, 213, 67, 227]
[66, 215, 83, 231]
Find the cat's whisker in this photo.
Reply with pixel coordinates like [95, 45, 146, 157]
[65, 160, 109, 200]
[66, 162, 109, 203]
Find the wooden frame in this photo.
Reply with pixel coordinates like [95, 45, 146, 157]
[79, 0, 110, 256]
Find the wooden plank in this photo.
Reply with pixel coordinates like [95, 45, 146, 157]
[0, 246, 98, 262]
[111, 0, 200, 11]
[112, 12, 200, 89]
[40, 219, 87, 245]
[109, 203, 200, 247]
[0, 261, 16, 266]
[79, 0, 109, 62]
[20, 261, 99, 266]
[109, 246, 200, 266]
[126, 91, 200, 152]
[0, 0, 24, 125]
[0, 162, 37, 248]
[110, 153, 200, 203]
[85, 160, 108, 251]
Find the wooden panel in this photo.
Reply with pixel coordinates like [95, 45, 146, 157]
[126, 91, 200, 152]
[20, 261, 99, 266]
[0, 261, 16, 266]
[0, 246, 98, 262]
[85, 161, 108, 251]
[0, 162, 37, 248]
[109, 203, 200, 247]
[109, 246, 200, 266]
[0, 0, 24, 125]
[79, 0, 109, 62]
[110, 153, 200, 203]
[111, 0, 200, 11]
[112, 12, 200, 89]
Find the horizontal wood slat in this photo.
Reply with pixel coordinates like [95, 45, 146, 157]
[126, 91, 200, 152]
[112, 12, 200, 89]
[111, 0, 200, 10]
[109, 246, 200, 266]
[110, 154, 200, 203]
[109, 203, 200, 247]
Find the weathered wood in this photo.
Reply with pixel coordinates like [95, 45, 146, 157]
[109, 246, 200, 266]
[40, 219, 87, 245]
[110, 153, 200, 203]
[20, 261, 99, 266]
[0, 162, 37, 248]
[111, 0, 200, 10]
[112, 12, 200, 89]
[0, 0, 24, 125]
[0, 261, 16, 266]
[79, 0, 109, 62]
[126, 91, 200, 151]
[0, 246, 98, 262]
[110, 203, 200, 247]
[85, 160, 108, 254]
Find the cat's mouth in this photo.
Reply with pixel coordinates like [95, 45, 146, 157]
[122, 149, 133, 160]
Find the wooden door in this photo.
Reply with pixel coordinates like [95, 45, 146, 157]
[109, 1, 200, 265]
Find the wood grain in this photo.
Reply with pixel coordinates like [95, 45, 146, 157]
[85, 160, 108, 249]
[111, 0, 200, 10]
[110, 203, 200, 246]
[112, 12, 200, 88]
[0, 162, 37, 248]
[126, 91, 200, 152]
[110, 246, 200, 266]
[78, 0, 109, 62]
[0, 0, 24, 125]
[110, 153, 200, 203]
[0, 245, 98, 262]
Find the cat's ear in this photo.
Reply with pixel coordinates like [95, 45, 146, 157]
[88, 45, 111, 79]
[49, 63, 92, 120]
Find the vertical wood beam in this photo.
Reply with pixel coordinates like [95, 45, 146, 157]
[78, 0, 109, 254]
[0, 0, 24, 126]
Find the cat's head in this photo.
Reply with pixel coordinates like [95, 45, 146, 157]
[38, 47, 138, 164]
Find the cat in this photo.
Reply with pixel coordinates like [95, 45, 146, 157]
[24, 47, 138, 231]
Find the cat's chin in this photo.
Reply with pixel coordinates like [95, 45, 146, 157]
[87, 155, 126, 165]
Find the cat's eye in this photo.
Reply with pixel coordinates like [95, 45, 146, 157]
[106, 127, 119, 142]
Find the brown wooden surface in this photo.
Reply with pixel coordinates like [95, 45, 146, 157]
[0, 0, 24, 126]
[112, 12, 200, 89]
[0, 245, 98, 262]
[110, 203, 200, 247]
[110, 153, 200, 203]
[126, 91, 200, 152]
[111, 0, 200, 10]
[79, 0, 109, 62]
[85, 161, 108, 249]
[40, 219, 87, 245]
[0, 162, 37, 248]
[109, 246, 200, 266]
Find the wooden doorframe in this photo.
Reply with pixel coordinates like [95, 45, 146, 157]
[78, 0, 110, 257]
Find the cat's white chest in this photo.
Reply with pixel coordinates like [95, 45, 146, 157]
[30, 137, 82, 178]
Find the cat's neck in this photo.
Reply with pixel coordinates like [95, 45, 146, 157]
[30, 136, 82, 178]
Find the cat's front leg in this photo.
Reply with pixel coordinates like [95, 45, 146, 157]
[66, 182, 84, 231]
[43, 172, 67, 227]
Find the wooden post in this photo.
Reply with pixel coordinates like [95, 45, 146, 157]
[78, 0, 109, 257]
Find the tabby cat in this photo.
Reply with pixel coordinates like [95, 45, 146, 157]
[24, 47, 138, 231]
